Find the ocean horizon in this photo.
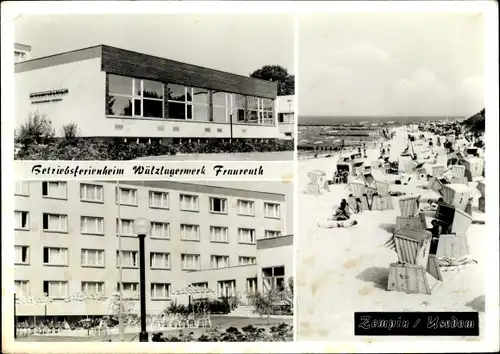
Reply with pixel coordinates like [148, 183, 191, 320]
[298, 115, 463, 126]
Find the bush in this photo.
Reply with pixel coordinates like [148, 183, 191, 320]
[151, 323, 292, 342]
[61, 122, 81, 144]
[15, 112, 55, 146]
[15, 137, 294, 160]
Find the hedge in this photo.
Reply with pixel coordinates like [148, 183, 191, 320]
[15, 138, 294, 160]
[151, 323, 293, 342]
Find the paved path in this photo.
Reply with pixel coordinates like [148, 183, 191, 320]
[135, 151, 294, 161]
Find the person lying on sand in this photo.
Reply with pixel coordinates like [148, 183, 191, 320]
[318, 219, 358, 229]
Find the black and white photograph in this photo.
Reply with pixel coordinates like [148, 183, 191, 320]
[13, 14, 295, 161]
[13, 180, 293, 342]
[296, 12, 491, 341]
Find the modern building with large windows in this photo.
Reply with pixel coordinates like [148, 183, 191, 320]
[15, 45, 288, 142]
[13, 180, 293, 317]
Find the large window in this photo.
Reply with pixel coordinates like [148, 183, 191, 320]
[237, 200, 255, 216]
[81, 216, 104, 235]
[151, 283, 171, 299]
[42, 181, 67, 199]
[81, 281, 105, 295]
[217, 280, 236, 298]
[239, 256, 256, 266]
[246, 97, 274, 125]
[246, 278, 257, 297]
[117, 251, 138, 268]
[265, 230, 281, 239]
[116, 187, 137, 206]
[42, 213, 68, 233]
[181, 254, 200, 270]
[150, 252, 170, 269]
[15, 182, 30, 196]
[15, 280, 30, 297]
[81, 249, 105, 267]
[116, 219, 135, 237]
[209, 197, 227, 214]
[262, 266, 285, 292]
[80, 184, 104, 203]
[43, 247, 68, 266]
[238, 228, 256, 244]
[235, 94, 246, 122]
[150, 222, 169, 239]
[15, 211, 29, 230]
[117, 282, 139, 298]
[180, 224, 200, 241]
[14, 246, 29, 265]
[192, 87, 209, 121]
[107, 74, 164, 118]
[149, 191, 169, 209]
[43, 281, 68, 298]
[212, 91, 229, 122]
[179, 194, 199, 211]
[210, 255, 230, 269]
[209, 226, 228, 243]
[167, 84, 192, 120]
[264, 203, 281, 219]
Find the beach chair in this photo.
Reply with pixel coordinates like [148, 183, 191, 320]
[348, 182, 366, 199]
[432, 165, 445, 178]
[442, 184, 471, 211]
[398, 195, 420, 217]
[435, 234, 470, 259]
[450, 165, 466, 177]
[306, 170, 327, 195]
[395, 212, 427, 231]
[387, 228, 441, 295]
[375, 180, 390, 197]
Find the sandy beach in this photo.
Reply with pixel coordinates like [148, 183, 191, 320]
[297, 126, 486, 342]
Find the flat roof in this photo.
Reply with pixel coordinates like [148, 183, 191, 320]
[14, 44, 278, 98]
[14, 43, 31, 52]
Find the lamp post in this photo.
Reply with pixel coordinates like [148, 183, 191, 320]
[133, 217, 151, 343]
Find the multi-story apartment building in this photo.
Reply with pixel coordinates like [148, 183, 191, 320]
[13, 180, 292, 317]
[15, 45, 292, 142]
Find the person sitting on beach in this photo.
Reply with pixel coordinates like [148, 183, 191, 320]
[328, 200, 350, 221]
[428, 219, 442, 255]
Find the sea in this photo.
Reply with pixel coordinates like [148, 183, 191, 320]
[298, 115, 462, 156]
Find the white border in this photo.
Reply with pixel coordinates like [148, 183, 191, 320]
[2, 1, 499, 353]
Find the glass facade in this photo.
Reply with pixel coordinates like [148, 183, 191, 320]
[106, 74, 275, 125]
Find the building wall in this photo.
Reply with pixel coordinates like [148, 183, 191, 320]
[256, 235, 294, 290]
[14, 181, 287, 316]
[15, 45, 283, 140]
[15, 57, 106, 138]
[276, 95, 295, 139]
[101, 116, 280, 140]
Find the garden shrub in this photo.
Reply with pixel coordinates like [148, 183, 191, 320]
[14, 117, 294, 160]
[15, 112, 55, 146]
[151, 323, 292, 342]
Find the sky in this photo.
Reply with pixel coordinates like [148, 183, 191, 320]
[299, 13, 485, 117]
[15, 14, 294, 77]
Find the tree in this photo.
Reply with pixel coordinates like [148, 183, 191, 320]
[250, 65, 295, 96]
[15, 112, 55, 145]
